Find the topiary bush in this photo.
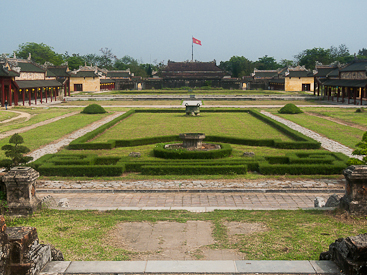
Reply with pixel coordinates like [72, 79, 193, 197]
[278, 103, 303, 114]
[349, 131, 367, 165]
[355, 108, 365, 113]
[81, 104, 107, 114]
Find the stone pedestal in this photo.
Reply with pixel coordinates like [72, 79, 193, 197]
[0, 216, 9, 275]
[2, 167, 40, 216]
[185, 103, 200, 116]
[341, 165, 367, 215]
[179, 133, 205, 149]
[320, 234, 367, 275]
[6, 227, 51, 275]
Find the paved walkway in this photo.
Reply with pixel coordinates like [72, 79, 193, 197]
[0, 110, 31, 124]
[28, 112, 124, 161]
[40, 260, 341, 274]
[261, 110, 359, 159]
[39, 191, 339, 211]
[37, 178, 344, 190]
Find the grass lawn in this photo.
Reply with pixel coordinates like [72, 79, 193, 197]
[305, 107, 367, 127]
[6, 209, 366, 261]
[0, 110, 19, 122]
[93, 112, 294, 142]
[63, 100, 182, 106]
[0, 113, 110, 159]
[0, 107, 77, 134]
[204, 100, 321, 106]
[267, 110, 365, 149]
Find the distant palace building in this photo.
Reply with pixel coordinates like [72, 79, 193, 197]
[160, 61, 241, 89]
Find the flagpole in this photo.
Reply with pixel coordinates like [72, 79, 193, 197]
[191, 36, 194, 62]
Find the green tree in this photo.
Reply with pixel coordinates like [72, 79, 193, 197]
[348, 131, 367, 165]
[0, 134, 33, 171]
[357, 48, 367, 59]
[63, 52, 85, 70]
[295, 47, 332, 70]
[254, 55, 281, 70]
[219, 56, 254, 77]
[15, 42, 63, 65]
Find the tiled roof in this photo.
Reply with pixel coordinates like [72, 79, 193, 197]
[16, 80, 63, 89]
[70, 71, 98, 77]
[315, 68, 336, 77]
[340, 60, 367, 72]
[163, 61, 224, 72]
[0, 66, 19, 77]
[321, 79, 367, 88]
[327, 69, 339, 77]
[287, 70, 313, 77]
[253, 71, 278, 78]
[100, 79, 116, 83]
[47, 67, 70, 77]
[107, 71, 130, 77]
[17, 62, 45, 73]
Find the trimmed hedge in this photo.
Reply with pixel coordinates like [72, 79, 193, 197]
[141, 164, 247, 175]
[37, 164, 125, 177]
[259, 161, 347, 175]
[81, 104, 107, 114]
[278, 103, 303, 114]
[115, 135, 180, 147]
[28, 151, 347, 176]
[125, 158, 260, 172]
[153, 143, 232, 159]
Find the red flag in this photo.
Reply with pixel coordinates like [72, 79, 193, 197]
[192, 37, 202, 46]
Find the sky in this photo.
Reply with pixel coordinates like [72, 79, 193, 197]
[2, 0, 367, 65]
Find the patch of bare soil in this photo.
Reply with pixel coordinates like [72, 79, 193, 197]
[106, 221, 268, 260]
[305, 112, 367, 131]
[225, 221, 269, 244]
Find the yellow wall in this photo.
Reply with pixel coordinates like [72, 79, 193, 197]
[70, 77, 100, 92]
[285, 77, 314, 92]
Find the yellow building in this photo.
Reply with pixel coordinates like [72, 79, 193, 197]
[69, 67, 100, 92]
[284, 66, 314, 92]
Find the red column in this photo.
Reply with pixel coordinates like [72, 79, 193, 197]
[28, 89, 31, 106]
[40, 88, 43, 104]
[55, 87, 58, 101]
[50, 88, 52, 102]
[68, 80, 70, 96]
[354, 87, 357, 105]
[360, 88, 363, 106]
[327, 86, 330, 101]
[1, 78, 4, 107]
[34, 88, 37, 105]
[14, 86, 18, 106]
[8, 81, 12, 106]
[45, 87, 48, 103]
[64, 83, 67, 96]
[22, 89, 25, 106]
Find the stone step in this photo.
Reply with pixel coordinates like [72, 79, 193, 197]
[41, 260, 341, 274]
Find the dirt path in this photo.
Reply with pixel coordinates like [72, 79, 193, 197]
[0, 111, 78, 140]
[0, 110, 31, 124]
[305, 111, 367, 131]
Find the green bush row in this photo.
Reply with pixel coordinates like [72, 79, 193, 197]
[259, 161, 347, 175]
[37, 164, 125, 177]
[115, 135, 180, 147]
[125, 158, 259, 172]
[141, 164, 247, 175]
[153, 143, 232, 159]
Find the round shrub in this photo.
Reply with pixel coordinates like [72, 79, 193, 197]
[355, 108, 365, 113]
[81, 104, 107, 114]
[278, 103, 303, 114]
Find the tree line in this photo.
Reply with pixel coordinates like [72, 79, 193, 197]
[6, 42, 367, 78]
